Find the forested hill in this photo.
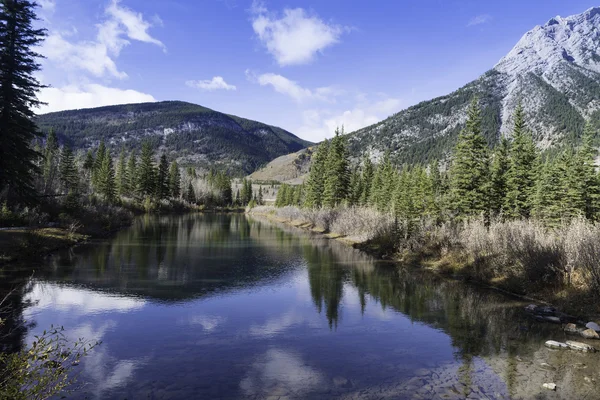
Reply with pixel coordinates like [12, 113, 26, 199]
[349, 7, 600, 165]
[36, 101, 312, 175]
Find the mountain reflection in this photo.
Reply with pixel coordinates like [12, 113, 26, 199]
[11, 214, 600, 399]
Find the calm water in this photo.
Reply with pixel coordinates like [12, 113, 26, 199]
[4, 214, 600, 399]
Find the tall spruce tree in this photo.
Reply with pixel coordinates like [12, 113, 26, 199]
[359, 156, 374, 206]
[304, 140, 329, 208]
[533, 160, 564, 227]
[448, 98, 490, 219]
[58, 145, 78, 192]
[137, 141, 155, 197]
[155, 154, 169, 200]
[0, 0, 46, 201]
[575, 122, 600, 220]
[42, 129, 59, 194]
[97, 151, 116, 202]
[92, 140, 107, 187]
[504, 103, 538, 219]
[323, 128, 350, 208]
[490, 137, 510, 216]
[169, 160, 181, 199]
[115, 147, 127, 196]
[126, 151, 137, 197]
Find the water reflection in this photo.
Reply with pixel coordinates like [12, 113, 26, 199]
[11, 214, 600, 399]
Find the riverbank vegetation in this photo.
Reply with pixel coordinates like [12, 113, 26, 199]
[255, 100, 600, 314]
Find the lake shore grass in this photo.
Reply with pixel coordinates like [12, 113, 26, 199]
[248, 205, 600, 319]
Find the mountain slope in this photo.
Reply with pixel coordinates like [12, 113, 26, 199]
[37, 101, 312, 174]
[349, 7, 600, 164]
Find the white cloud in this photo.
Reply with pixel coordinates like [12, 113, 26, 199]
[467, 14, 492, 27]
[41, 0, 165, 79]
[251, 1, 347, 66]
[186, 76, 237, 91]
[106, 0, 166, 51]
[247, 70, 338, 103]
[297, 97, 402, 141]
[37, 84, 156, 114]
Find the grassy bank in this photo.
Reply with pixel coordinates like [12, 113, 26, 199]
[248, 205, 600, 316]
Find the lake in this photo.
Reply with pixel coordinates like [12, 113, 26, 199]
[5, 214, 599, 399]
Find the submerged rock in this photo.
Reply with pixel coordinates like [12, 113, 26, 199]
[566, 341, 597, 352]
[542, 383, 557, 391]
[545, 340, 568, 349]
[539, 362, 556, 371]
[586, 322, 600, 332]
[581, 329, 600, 339]
[525, 304, 537, 312]
[544, 316, 561, 324]
[564, 323, 580, 334]
[538, 306, 556, 315]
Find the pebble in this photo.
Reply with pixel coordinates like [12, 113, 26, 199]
[539, 362, 556, 371]
[566, 340, 597, 352]
[581, 328, 600, 339]
[544, 316, 561, 324]
[545, 340, 568, 349]
[586, 322, 600, 332]
[564, 323, 580, 334]
[542, 383, 557, 391]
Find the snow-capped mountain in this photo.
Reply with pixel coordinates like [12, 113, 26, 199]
[349, 7, 600, 164]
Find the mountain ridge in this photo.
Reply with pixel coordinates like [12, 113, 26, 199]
[348, 6, 600, 164]
[36, 100, 312, 175]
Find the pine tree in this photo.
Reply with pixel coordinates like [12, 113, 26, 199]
[126, 151, 137, 197]
[59, 145, 78, 192]
[370, 152, 396, 212]
[92, 140, 107, 186]
[186, 182, 196, 203]
[168, 160, 181, 199]
[575, 122, 600, 220]
[504, 103, 538, 219]
[323, 128, 351, 208]
[0, 0, 46, 201]
[359, 156, 374, 206]
[490, 137, 510, 216]
[42, 129, 59, 194]
[304, 140, 329, 208]
[83, 149, 95, 185]
[258, 186, 264, 205]
[533, 160, 564, 227]
[137, 141, 155, 197]
[155, 154, 169, 200]
[557, 149, 584, 220]
[97, 151, 116, 202]
[449, 98, 490, 219]
[115, 147, 127, 197]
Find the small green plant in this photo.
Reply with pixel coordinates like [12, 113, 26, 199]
[0, 325, 100, 400]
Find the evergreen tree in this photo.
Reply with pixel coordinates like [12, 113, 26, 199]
[323, 128, 351, 208]
[83, 149, 94, 183]
[42, 129, 59, 194]
[449, 98, 490, 219]
[557, 149, 584, 220]
[92, 140, 107, 186]
[359, 156, 374, 206]
[370, 152, 396, 212]
[97, 151, 116, 202]
[490, 137, 510, 216]
[168, 160, 181, 199]
[304, 140, 329, 208]
[504, 103, 538, 219]
[137, 141, 155, 197]
[186, 182, 196, 203]
[348, 167, 363, 206]
[533, 160, 564, 227]
[126, 151, 137, 197]
[58, 145, 78, 192]
[258, 186, 264, 205]
[0, 0, 46, 201]
[575, 122, 600, 220]
[115, 147, 127, 196]
[155, 154, 169, 200]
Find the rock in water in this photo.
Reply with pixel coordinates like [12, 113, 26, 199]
[542, 383, 557, 391]
[544, 316, 561, 324]
[564, 323, 580, 334]
[545, 340, 568, 349]
[581, 328, 600, 339]
[566, 341, 597, 352]
[525, 304, 537, 312]
[586, 322, 600, 332]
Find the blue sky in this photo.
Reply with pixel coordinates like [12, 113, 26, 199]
[36, 0, 599, 142]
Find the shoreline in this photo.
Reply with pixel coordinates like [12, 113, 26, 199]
[247, 210, 598, 320]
